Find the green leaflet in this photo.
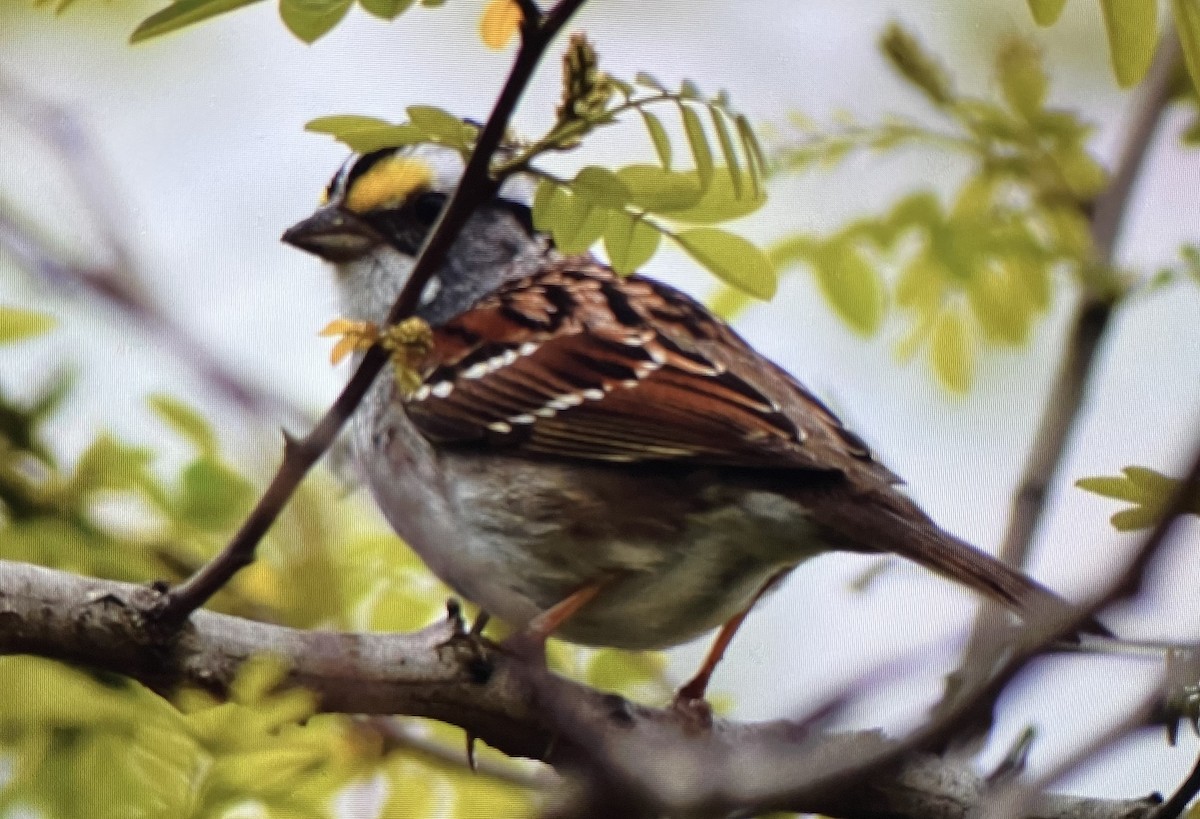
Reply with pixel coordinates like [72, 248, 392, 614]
[358, 0, 414, 19]
[1099, 0, 1159, 87]
[1026, 0, 1068, 25]
[640, 109, 673, 169]
[148, 394, 217, 458]
[279, 0, 353, 44]
[603, 211, 660, 274]
[675, 228, 776, 299]
[0, 306, 55, 343]
[929, 305, 973, 393]
[130, 0, 263, 43]
[1174, 0, 1200, 96]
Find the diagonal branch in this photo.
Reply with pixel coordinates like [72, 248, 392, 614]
[157, 0, 590, 623]
[958, 31, 1183, 711]
[990, 31, 1182, 585]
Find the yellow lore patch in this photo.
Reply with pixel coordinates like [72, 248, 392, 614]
[344, 156, 435, 214]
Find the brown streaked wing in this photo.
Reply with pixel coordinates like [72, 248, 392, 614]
[406, 259, 888, 474]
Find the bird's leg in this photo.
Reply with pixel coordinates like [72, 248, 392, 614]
[502, 580, 607, 664]
[673, 567, 792, 707]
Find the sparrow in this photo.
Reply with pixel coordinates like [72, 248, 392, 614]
[283, 142, 1093, 702]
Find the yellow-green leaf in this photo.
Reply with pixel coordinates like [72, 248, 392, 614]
[810, 243, 887, 336]
[176, 458, 254, 531]
[640, 110, 672, 169]
[615, 165, 704, 213]
[676, 228, 776, 299]
[406, 105, 476, 150]
[571, 166, 631, 208]
[130, 0, 263, 43]
[149, 394, 217, 457]
[967, 264, 1035, 345]
[1026, 0, 1068, 25]
[531, 179, 558, 233]
[709, 107, 744, 199]
[1099, 0, 1159, 87]
[1173, 0, 1200, 96]
[279, 0, 353, 43]
[541, 187, 608, 254]
[358, 0, 414, 19]
[680, 104, 714, 187]
[997, 39, 1047, 119]
[929, 305, 973, 392]
[880, 22, 953, 106]
[603, 212, 661, 274]
[0, 306, 55, 343]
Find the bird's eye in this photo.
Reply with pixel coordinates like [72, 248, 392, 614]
[411, 191, 447, 226]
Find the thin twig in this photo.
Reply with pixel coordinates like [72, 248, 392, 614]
[366, 716, 558, 789]
[157, 0, 590, 623]
[958, 31, 1183, 714]
[1157, 753, 1200, 819]
[980, 686, 1166, 819]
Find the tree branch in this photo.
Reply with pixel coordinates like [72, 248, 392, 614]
[0, 558, 1162, 819]
[157, 0, 590, 623]
[959, 31, 1183, 710]
[991, 31, 1182, 579]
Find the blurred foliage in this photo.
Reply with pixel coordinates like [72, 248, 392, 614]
[0, 317, 675, 817]
[1076, 466, 1200, 530]
[1026, 0, 1200, 93]
[129, 0, 447, 43]
[309, 35, 777, 299]
[743, 26, 1111, 392]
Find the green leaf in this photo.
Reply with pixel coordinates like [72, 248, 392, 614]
[531, 179, 557, 233]
[357, 0, 413, 19]
[279, 0, 352, 43]
[539, 186, 608, 253]
[615, 165, 704, 213]
[148, 395, 217, 458]
[130, 0, 263, 43]
[709, 108, 744, 199]
[967, 265, 1033, 345]
[405, 105, 476, 150]
[1099, 0, 1159, 87]
[305, 116, 422, 152]
[734, 114, 768, 184]
[675, 228, 776, 299]
[176, 458, 254, 531]
[1173, 0, 1200, 96]
[0, 306, 55, 343]
[72, 435, 153, 495]
[634, 71, 666, 91]
[997, 39, 1047, 119]
[571, 166, 632, 208]
[1027, 0, 1068, 25]
[1077, 466, 1199, 531]
[679, 104, 714, 187]
[929, 305, 973, 393]
[615, 165, 764, 224]
[639, 110, 672, 169]
[808, 242, 887, 336]
[880, 23, 953, 106]
[603, 212, 661, 274]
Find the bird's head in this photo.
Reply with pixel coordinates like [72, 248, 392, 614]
[283, 142, 546, 324]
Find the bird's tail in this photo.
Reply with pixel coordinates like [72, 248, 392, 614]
[814, 487, 1109, 636]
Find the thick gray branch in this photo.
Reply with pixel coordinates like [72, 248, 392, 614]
[0, 559, 1160, 819]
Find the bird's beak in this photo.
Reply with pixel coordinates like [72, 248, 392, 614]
[281, 206, 381, 262]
